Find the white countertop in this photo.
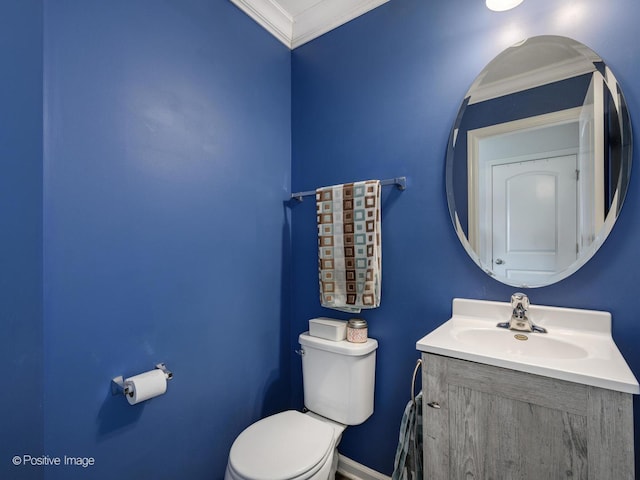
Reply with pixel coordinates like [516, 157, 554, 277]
[416, 298, 640, 394]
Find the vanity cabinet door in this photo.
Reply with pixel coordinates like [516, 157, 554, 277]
[421, 353, 634, 480]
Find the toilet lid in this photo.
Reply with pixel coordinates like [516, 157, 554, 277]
[229, 410, 334, 480]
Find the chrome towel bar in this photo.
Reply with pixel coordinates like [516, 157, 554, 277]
[291, 176, 406, 201]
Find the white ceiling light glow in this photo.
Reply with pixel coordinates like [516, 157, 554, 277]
[486, 0, 524, 12]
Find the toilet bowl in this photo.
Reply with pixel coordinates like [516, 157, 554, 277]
[225, 332, 378, 480]
[225, 410, 345, 480]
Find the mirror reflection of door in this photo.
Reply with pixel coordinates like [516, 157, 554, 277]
[468, 110, 586, 285]
[491, 155, 577, 284]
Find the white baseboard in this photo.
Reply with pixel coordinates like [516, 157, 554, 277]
[337, 454, 391, 480]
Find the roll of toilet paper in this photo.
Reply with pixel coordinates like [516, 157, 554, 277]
[124, 369, 167, 405]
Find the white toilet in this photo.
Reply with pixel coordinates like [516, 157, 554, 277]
[225, 331, 378, 480]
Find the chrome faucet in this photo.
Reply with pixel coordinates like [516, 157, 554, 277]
[497, 293, 547, 333]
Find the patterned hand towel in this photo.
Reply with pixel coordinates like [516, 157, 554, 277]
[316, 180, 381, 313]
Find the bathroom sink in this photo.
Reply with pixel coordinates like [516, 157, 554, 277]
[416, 298, 639, 394]
[452, 327, 589, 359]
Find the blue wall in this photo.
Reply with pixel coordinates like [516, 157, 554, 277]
[0, 1, 44, 480]
[291, 0, 640, 475]
[41, 1, 290, 479]
[5, 0, 640, 478]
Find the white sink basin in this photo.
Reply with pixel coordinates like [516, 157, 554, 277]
[453, 328, 589, 359]
[416, 298, 639, 394]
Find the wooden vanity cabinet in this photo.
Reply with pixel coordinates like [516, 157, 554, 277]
[421, 352, 635, 479]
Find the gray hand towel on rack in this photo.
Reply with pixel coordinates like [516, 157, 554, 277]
[392, 391, 423, 480]
[393, 359, 423, 480]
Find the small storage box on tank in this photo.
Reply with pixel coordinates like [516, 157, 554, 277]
[298, 332, 378, 425]
[308, 317, 347, 341]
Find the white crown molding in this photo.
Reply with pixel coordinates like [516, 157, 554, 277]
[231, 0, 390, 49]
[231, 0, 293, 48]
[291, 0, 390, 49]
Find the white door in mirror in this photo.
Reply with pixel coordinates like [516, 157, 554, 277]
[491, 154, 577, 283]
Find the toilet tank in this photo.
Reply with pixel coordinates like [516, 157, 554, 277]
[298, 332, 378, 425]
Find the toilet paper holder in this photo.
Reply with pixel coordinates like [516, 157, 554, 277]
[111, 363, 173, 397]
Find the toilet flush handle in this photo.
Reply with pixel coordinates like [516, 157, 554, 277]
[295, 348, 305, 356]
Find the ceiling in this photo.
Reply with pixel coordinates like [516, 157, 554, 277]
[230, 0, 390, 49]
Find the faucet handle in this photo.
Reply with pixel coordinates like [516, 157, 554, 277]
[511, 292, 529, 310]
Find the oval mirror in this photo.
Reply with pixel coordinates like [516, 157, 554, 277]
[446, 35, 632, 288]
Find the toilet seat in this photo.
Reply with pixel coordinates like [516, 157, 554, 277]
[227, 410, 335, 480]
